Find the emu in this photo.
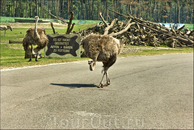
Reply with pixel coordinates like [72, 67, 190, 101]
[81, 13, 135, 88]
[0, 25, 12, 36]
[23, 16, 48, 62]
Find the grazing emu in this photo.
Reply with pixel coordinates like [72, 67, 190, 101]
[0, 25, 12, 36]
[81, 13, 135, 88]
[23, 16, 48, 62]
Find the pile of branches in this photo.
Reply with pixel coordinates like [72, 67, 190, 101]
[75, 10, 194, 48]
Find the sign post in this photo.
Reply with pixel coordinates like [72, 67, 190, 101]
[44, 34, 81, 58]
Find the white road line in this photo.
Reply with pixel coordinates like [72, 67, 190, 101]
[1, 60, 87, 72]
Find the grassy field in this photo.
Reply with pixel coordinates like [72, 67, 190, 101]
[185, 24, 194, 30]
[0, 23, 193, 69]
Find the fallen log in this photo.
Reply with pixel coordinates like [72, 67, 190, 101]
[108, 8, 194, 45]
[9, 40, 22, 44]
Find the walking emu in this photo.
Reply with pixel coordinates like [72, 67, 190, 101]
[23, 16, 48, 62]
[81, 13, 135, 88]
[0, 25, 12, 36]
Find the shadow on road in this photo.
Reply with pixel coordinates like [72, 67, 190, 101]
[50, 83, 97, 88]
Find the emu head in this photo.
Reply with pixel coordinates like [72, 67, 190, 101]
[34, 16, 39, 20]
[7, 26, 12, 31]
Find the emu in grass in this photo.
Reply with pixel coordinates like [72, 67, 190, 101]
[23, 16, 48, 62]
[0, 25, 12, 36]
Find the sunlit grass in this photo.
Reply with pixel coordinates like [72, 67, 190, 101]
[120, 45, 193, 56]
[0, 23, 193, 69]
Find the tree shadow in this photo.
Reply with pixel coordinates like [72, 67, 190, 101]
[50, 83, 98, 88]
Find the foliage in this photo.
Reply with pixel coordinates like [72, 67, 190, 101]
[0, 0, 193, 24]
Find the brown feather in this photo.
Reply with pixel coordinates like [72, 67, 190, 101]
[23, 27, 48, 52]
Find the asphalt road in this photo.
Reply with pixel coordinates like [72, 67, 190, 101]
[1, 53, 193, 129]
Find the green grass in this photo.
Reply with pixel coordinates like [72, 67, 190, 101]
[0, 24, 193, 69]
[184, 24, 194, 30]
[120, 45, 193, 56]
[0, 43, 89, 69]
[0, 23, 97, 43]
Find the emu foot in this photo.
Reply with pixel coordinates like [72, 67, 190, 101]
[98, 82, 110, 88]
[98, 83, 103, 88]
[28, 59, 32, 62]
[35, 59, 38, 62]
[104, 79, 110, 86]
[88, 60, 94, 71]
[107, 79, 110, 85]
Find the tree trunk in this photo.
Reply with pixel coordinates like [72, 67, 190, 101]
[49, 0, 52, 18]
[88, 0, 91, 19]
[92, 0, 94, 20]
[70, 0, 73, 13]
[15, 0, 17, 17]
[169, 2, 172, 23]
[36, 0, 38, 16]
[12, 0, 15, 17]
[41, 0, 44, 18]
[177, 0, 180, 23]
[157, 2, 160, 22]
[119, 0, 121, 20]
[67, 0, 69, 19]
[29, 0, 31, 18]
[97, 0, 99, 20]
[106, 1, 108, 21]
[46, 0, 49, 18]
[4, 0, 6, 16]
[149, 1, 152, 21]
[62, 0, 64, 18]
[126, 4, 129, 15]
[153, 0, 156, 22]
[9, 1, 11, 16]
[192, 0, 194, 24]
[26, 0, 28, 18]
[186, 0, 188, 23]
[87, 0, 90, 20]
[81, 0, 83, 20]
[1, 0, 3, 16]
[54, 0, 58, 16]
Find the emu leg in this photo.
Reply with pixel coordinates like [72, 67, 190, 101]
[88, 53, 99, 71]
[98, 70, 107, 88]
[28, 45, 33, 62]
[4, 30, 6, 36]
[35, 51, 38, 61]
[103, 71, 110, 86]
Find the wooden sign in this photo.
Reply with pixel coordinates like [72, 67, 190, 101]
[44, 34, 81, 58]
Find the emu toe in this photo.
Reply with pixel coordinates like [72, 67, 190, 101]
[98, 83, 103, 88]
[107, 79, 110, 85]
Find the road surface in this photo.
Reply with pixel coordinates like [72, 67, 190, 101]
[1, 53, 193, 129]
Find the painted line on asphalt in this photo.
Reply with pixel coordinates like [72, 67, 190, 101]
[1, 60, 87, 72]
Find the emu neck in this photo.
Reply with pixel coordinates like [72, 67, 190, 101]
[34, 19, 40, 40]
